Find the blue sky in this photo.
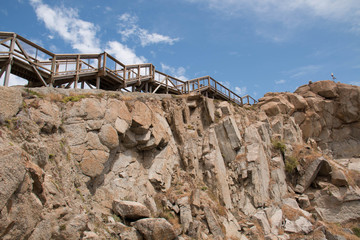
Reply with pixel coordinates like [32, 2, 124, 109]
[1, 0, 360, 98]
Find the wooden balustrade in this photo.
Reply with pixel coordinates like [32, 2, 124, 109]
[0, 31, 257, 105]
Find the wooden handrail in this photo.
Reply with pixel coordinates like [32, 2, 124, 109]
[0, 31, 256, 105]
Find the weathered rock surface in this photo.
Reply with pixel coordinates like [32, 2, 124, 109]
[0, 86, 22, 120]
[259, 81, 360, 158]
[112, 200, 151, 221]
[0, 83, 359, 240]
[133, 218, 176, 240]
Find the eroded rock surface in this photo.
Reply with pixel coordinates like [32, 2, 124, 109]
[0, 83, 359, 240]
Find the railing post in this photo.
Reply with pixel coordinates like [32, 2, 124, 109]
[103, 52, 107, 76]
[74, 55, 80, 89]
[3, 34, 16, 86]
[138, 65, 140, 81]
[50, 55, 56, 87]
[166, 77, 168, 94]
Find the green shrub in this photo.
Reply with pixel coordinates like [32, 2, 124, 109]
[353, 227, 360, 237]
[285, 156, 298, 173]
[272, 140, 286, 154]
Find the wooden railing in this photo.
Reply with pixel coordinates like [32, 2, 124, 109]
[0, 31, 257, 105]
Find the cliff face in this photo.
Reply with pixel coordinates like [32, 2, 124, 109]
[0, 81, 359, 240]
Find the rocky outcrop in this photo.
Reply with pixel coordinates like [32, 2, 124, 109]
[259, 80, 360, 158]
[0, 84, 359, 240]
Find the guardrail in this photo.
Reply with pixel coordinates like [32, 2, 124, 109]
[0, 31, 257, 105]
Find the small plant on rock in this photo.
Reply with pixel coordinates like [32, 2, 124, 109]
[24, 88, 44, 99]
[62, 94, 87, 103]
[272, 139, 286, 155]
[285, 156, 299, 173]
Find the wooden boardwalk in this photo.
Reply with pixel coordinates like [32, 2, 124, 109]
[0, 32, 256, 105]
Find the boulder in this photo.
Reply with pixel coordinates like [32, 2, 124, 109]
[83, 98, 105, 120]
[261, 102, 281, 116]
[331, 169, 348, 187]
[99, 124, 119, 149]
[284, 217, 313, 234]
[287, 93, 308, 111]
[223, 116, 242, 151]
[133, 218, 176, 240]
[104, 99, 132, 124]
[298, 195, 311, 209]
[131, 101, 153, 134]
[80, 150, 109, 177]
[115, 117, 130, 135]
[295, 157, 329, 193]
[112, 200, 151, 221]
[310, 80, 338, 98]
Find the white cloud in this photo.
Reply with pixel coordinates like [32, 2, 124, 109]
[29, 0, 146, 65]
[161, 63, 188, 81]
[118, 13, 180, 47]
[275, 79, 286, 84]
[106, 41, 146, 65]
[235, 86, 247, 95]
[187, 0, 360, 33]
[30, 0, 101, 53]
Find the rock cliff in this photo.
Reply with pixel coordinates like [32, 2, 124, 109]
[0, 81, 359, 240]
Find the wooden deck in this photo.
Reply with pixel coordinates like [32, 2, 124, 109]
[0, 32, 257, 105]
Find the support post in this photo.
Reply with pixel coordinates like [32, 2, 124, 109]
[166, 77, 168, 94]
[50, 55, 56, 87]
[96, 76, 100, 89]
[3, 36, 16, 86]
[74, 55, 80, 89]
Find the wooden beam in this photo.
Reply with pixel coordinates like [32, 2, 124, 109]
[15, 39, 47, 86]
[85, 81, 94, 89]
[0, 37, 12, 46]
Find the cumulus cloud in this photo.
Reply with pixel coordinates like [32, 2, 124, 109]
[29, 0, 146, 65]
[105, 41, 146, 65]
[161, 63, 188, 81]
[30, 0, 101, 53]
[118, 13, 179, 47]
